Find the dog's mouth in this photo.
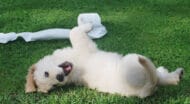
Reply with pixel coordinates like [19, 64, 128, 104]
[59, 61, 73, 76]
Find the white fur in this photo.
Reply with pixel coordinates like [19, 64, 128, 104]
[26, 23, 183, 98]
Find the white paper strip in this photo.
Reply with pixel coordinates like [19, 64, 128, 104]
[0, 13, 107, 44]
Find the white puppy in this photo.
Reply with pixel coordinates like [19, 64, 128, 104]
[25, 24, 184, 98]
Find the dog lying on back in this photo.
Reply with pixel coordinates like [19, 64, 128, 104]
[25, 24, 184, 98]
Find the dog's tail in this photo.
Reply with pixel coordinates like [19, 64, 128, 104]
[138, 56, 157, 85]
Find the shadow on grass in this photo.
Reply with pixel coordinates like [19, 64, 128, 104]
[49, 84, 80, 93]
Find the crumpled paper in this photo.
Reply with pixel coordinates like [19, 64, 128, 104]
[0, 13, 107, 44]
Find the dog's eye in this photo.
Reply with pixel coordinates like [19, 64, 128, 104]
[44, 72, 49, 77]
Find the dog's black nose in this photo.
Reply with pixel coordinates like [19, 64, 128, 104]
[56, 74, 64, 82]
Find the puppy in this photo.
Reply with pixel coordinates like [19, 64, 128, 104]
[25, 24, 184, 98]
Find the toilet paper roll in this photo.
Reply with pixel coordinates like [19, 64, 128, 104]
[78, 13, 107, 38]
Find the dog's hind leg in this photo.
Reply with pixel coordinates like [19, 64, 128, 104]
[156, 66, 184, 86]
[70, 23, 98, 53]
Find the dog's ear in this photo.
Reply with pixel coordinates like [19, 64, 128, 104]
[25, 64, 37, 93]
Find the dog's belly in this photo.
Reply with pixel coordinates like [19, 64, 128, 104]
[122, 54, 147, 88]
[81, 52, 150, 96]
[82, 51, 127, 93]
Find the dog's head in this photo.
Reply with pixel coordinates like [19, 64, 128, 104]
[25, 56, 73, 93]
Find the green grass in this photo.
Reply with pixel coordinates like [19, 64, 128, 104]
[0, 0, 190, 103]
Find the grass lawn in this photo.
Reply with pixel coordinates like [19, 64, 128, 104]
[0, 0, 190, 103]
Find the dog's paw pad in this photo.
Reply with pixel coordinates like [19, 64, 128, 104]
[176, 68, 184, 80]
[179, 69, 184, 80]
